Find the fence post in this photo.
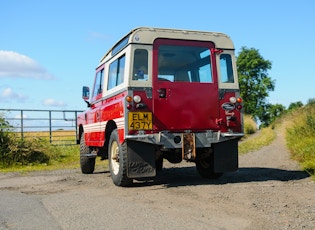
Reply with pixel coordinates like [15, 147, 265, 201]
[75, 111, 78, 143]
[20, 110, 24, 141]
[49, 111, 52, 143]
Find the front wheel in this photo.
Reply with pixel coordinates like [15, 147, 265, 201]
[80, 133, 95, 174]
[108, 129, 132, 187]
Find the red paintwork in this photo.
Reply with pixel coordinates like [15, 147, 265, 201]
[152, 39, 220, 132]
[218, 91, 243, 133]
[80, 90, 127, 147]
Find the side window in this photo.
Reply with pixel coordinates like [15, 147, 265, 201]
[220, 54, 234, 83]
[92, 69, 104, 98]
[133, 49, 148, 81]
[108, 55, 125, 90]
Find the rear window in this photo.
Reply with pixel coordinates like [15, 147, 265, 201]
[158, 45, 212, 83]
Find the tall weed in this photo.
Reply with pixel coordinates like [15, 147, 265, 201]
[244, 114, 257, 135]
[286, 104, 315, 176]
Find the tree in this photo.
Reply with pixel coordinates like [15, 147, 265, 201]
[260, 103, 286, 127]
[307, 98, 315, 106]
[237, 47, 275, 124]
[288, 101, 303, 111]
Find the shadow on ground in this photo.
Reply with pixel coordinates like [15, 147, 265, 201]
[131, 165, 310, 187]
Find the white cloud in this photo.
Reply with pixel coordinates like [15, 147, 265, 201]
[0, 87, 27, 101]
[42, 98, 67, 107]
[14, 113, 28, 119]
[0, 50, 54, 79]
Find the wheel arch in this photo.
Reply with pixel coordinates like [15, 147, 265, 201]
[104, 120, 117, 149]
[77, 124, 84, 144]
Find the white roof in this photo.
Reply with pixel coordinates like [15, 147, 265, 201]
[100, 27, 234, 63]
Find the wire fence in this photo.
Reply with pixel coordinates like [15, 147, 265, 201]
[0, 109, 83, 145]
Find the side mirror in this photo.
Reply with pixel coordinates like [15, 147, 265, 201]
[82, 86, 91, 107]
[82, 86, 90, 100]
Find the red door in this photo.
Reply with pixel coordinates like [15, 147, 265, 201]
[152, 39, 220, 132]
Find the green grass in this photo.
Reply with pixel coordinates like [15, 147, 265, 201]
[239, 126, 276, 154]
[0, 143, 106, 173]
[0, 145, 79, 172]
[285, 104, 315, 178]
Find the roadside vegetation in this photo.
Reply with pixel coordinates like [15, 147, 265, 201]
[243, 114, 257, 136]
[239, 125, 276, 155]
[0, 114, 80, 172]
[239, 114, 276, 154]
[285, 99, 315, 177]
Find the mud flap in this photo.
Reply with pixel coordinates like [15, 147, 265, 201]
[213, 138, 238, 173]
[127, 140, 156, 178]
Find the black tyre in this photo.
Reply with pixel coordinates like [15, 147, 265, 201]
[195, 153, 223, 179]
[155, 157, 163, 171]
[80, 133, 95, 174]
[108, 129, 132, 187]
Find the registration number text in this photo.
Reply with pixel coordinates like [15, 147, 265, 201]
[128, 112, 152, 130]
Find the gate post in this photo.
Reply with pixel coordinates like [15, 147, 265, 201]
[20, 110, 24, 141]
[49, 111, 52, 143]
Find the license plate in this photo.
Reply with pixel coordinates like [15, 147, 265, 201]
[128, 112, 152, 130]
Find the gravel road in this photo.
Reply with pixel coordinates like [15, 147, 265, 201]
[0, 128, 314, 230]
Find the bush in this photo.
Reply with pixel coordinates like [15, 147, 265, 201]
[0, 116, 13, 167]
[244, 114, 257, 135]
[0, 115, 60, 168]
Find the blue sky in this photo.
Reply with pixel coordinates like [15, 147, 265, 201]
[1, 0, 314, 112]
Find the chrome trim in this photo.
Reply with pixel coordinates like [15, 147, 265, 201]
[81, 154, 97, 158]
[221, 132, 244, 137]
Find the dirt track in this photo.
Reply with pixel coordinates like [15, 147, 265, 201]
[0, 128, 314, 230]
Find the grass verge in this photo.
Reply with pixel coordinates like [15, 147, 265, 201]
[0, 144, 106, 173]
[239, 126, 276, 155]
[285, 104, 315, 178]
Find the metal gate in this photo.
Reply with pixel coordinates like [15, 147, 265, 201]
[0, 109, 83, 145]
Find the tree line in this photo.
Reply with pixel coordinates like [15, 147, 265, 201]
[237, 47, 313, 127]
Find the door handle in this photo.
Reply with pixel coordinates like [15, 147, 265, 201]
[157, 88, 166, 98]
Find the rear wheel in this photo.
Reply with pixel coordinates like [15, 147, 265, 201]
[108, 129, 132, 187]
[80, 133, 95, 174]
[195, 149, 222, 179]
[155, 157, 163, 171]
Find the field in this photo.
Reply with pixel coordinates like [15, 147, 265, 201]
[21, 130, 77, 145]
